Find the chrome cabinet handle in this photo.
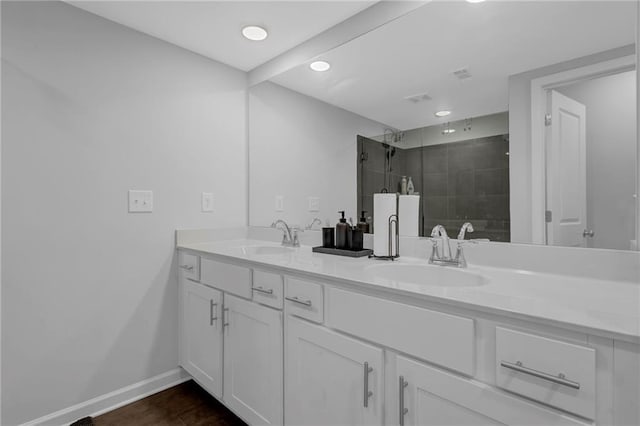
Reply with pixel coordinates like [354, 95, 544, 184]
[399, 376, 408, 425]
[583, 229, 595, 238]
[179, 264, 194, 271]
[500, 360, 580, 389]
[222, 307, 229, 328]
[363, 362, 373, 408]
[252, 286, 274, 295]
[285, 296, 312, 307]
[209, 300, 217, 326]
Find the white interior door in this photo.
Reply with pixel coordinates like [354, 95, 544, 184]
[546, 90, 587, 247]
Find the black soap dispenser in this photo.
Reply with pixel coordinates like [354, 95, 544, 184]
[357, 211, 370, 233]
[335, 211, 349, 249]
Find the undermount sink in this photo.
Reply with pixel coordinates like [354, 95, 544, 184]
[364, 263, 488, 287]
[240, 245, 295, 256]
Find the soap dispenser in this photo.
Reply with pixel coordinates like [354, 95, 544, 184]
[357, 211, 370, 233]
[335, 211, 349, 249]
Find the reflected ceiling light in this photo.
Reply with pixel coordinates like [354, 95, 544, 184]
[435, 110, 451, 117]
[242, 25, 268, 41]
[466, 0, 486, 3]
[442, 129, 456, 134]
[310, 61, 331, 72]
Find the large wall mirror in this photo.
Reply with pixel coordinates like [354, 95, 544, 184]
[249, 1, 638, 251]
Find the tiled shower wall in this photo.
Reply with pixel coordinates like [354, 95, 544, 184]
[358, 135, 510, 241]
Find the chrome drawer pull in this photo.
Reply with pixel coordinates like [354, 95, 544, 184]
[363, 362, 373, 408]
[179, 264, 194, 271]
[399, 376, 409, 426]
[500, 360, 580, 389]
[252, 286, 274, 295]
[285, 296, 312, 307]
[222, 307, 230, 328]
[209, 300, 217, 326]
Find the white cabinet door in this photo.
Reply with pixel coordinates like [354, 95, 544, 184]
[395, 355, 588, 426]
[286, 316, 384, 426]
[223, 294, 283, 425]
[179, 279, 223, 398]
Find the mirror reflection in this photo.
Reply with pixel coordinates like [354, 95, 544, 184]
[250, 1, 637, 250]
[358, 112, 510, 241]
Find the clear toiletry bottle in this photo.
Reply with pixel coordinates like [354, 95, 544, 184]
[401, 176, 408, 195]
[407, 176, 414, 195]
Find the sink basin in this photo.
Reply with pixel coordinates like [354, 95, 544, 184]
[365, 263, 488, 287]
[241, 245, 294, 256]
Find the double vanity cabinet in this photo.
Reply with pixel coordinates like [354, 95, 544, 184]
[177, 247, 639, 426]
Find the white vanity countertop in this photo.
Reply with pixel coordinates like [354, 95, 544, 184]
[179, 239, 640, 343]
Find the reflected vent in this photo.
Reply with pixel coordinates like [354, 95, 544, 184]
[404, 92, 432, 103]
[452, 67, 472, 80]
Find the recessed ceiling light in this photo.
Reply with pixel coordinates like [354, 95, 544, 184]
[435, 110, 451, 117]
[242, 25, 268, 41]
[466, 0, 486, 3]
[310, 61, 331, 72]
[442, 128, 456, 134]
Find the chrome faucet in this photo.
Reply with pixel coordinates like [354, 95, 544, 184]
[305, 217, 322, 230]
[271, 220, 301, 247]
[430, 225, 452, 260]
[458, 222, 474, 240]
[429, 223, 476, 268]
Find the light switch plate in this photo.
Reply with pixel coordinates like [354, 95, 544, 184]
[202, 192, 214, 212]
[308, 197, 320, 212]
[128, 190, 153, 213]
[275, 195, 284, 212]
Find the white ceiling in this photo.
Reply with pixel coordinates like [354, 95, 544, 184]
[270, 1, 637, 130]
[66, 1, 375, 71]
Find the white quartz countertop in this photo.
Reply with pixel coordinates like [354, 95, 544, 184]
[178, 238, 640, 343]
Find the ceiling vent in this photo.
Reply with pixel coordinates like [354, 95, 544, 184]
[452, 67, 472, 80]
[404, 92, 432, 103]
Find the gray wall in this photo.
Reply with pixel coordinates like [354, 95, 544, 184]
[1, 2, 247, 424]
[250, 81, 386, 229]
[557, 70, 636, 250]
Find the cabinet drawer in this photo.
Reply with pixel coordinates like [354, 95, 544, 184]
[285, 277, 324, 323]
[397, 355, 589, 426]
[178, 252, 200, 281]
[200, 258, 252, 299]
[252, 270, 283, 309]
[495, 327, 596, 419]
[326, 287, 475, 376]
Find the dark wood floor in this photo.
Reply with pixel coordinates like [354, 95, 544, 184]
[92, 380, 247, 426]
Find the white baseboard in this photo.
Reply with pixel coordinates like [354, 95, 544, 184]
[20, 368, 191, 426]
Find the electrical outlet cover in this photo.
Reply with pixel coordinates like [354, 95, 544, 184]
[128, 190, 153, 213]
[202, 192, 214, 212]
[275, 195, 284, 212]
[308, 197, 320, 212]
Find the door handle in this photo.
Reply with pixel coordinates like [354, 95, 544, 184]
[252, 286, 274, 295]
[363, 362, 373, 407]
[500, 360, 580, 389]
[399, 376, 408, 425]
[285, 296, 312, 307]
[583, 229, 595, 238]
[209, 300, 218, 326]
[222, 306, 229, 329]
